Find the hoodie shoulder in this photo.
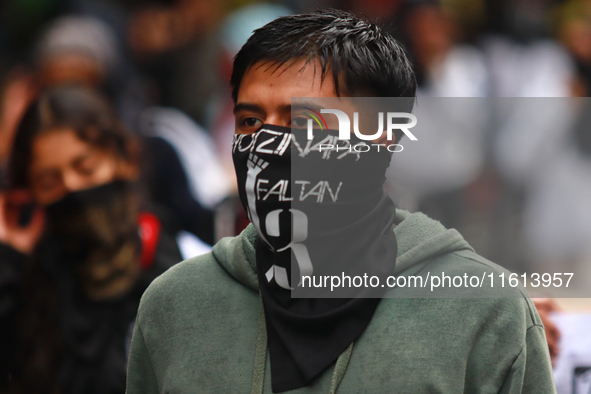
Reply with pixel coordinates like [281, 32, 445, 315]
[393, 209, 474, 273]
[393, 209, 542, 328]
[129, 231, 262, 394]
[136, 227, 259, 327]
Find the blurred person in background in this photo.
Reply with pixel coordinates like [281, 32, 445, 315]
[34, 15, 118, 91]
[555, 0, 591, 97]
[127, 0, 228, 126]
[385, 0, 492, 254]
[0, 85, 183, 393]
[493, 96, 591, 289]
[1, 13, 126, 185]
[23, 14, 218, 245]
[403, 0, 488, 97]
[32, 13, 152, 129]
[481, 0, 574, 97]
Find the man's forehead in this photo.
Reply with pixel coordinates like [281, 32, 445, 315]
[236, 59, 339, 103]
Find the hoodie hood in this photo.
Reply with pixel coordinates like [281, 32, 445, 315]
[212, 209, 474, 291]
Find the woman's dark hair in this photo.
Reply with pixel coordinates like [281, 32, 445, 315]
[8, 85, 136, 188]
[231, 9, 417, 101]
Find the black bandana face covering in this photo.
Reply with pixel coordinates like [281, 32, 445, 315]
[43, 181, 141, 300]
[233, 125, 398, 392]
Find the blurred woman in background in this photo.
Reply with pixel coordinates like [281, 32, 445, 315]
[0, 85, 182, 393]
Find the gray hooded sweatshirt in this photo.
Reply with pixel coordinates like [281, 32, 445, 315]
[126, 210, 556, 393]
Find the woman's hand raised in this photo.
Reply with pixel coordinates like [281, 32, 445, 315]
[0, 190, 45, 255]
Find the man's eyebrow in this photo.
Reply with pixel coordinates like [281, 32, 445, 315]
[291, 102, 324, 112]
[279, 103, 325, 114]
[233, 102, 325, 115]
[233, 103, 264, 114]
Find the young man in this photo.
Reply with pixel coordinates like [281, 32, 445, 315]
[126, 9, 555, 393]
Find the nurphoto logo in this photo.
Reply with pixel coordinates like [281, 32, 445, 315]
[305, 109, 418, 142]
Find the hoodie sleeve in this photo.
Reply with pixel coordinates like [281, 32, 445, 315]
[0, 243, 27, 318]
[0, 243, 27, 384]
[126, 321, 160, 394]
[498, 324, 556, 394]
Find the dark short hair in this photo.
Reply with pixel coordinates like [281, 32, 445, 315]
[8, 85, 135, 188]
[231, 9, 417, 102]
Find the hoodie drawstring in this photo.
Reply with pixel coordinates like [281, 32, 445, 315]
[329, 342, 353, 394]
[251, 297, 354, 394]
[251, 298, 268, 394]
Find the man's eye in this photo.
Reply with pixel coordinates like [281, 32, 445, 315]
[291, 118, 308, 128]
[241, 117, 262, 128]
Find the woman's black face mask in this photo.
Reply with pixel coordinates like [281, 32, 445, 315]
[43, 180, 141, 300]
[44, 181, 138, 252]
